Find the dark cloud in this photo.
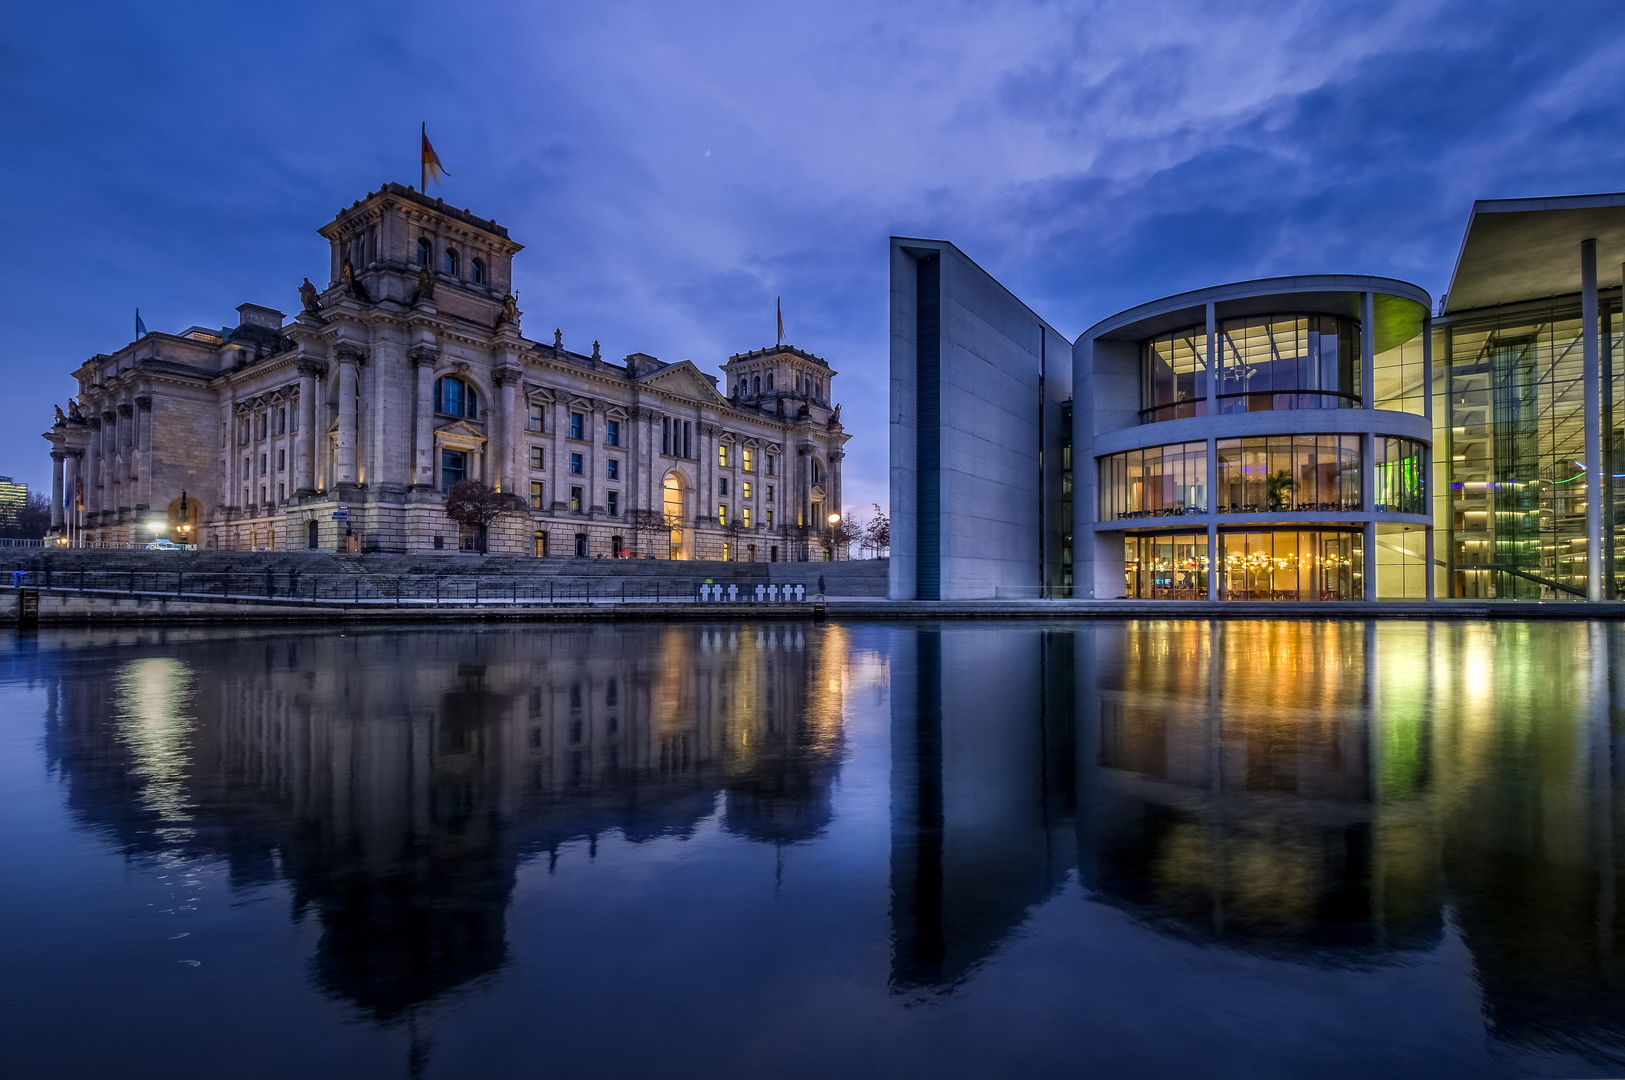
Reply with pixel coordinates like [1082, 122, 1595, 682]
[1, 0, 1621, 511]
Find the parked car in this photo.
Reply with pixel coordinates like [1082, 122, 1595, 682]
[146, 539, 180, 551]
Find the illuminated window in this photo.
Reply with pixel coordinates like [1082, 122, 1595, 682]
[717, 505, 727, 526]
[530, 446, 544, 469]
[743, 448, 754, 472]
[570, 486, 583, 512]
[530, 482, 544, 509]
[719, 444, 729, 468]
[527, 404, 544, 432]
[743, 508, 751, 528]
[742, 481, 752, 499]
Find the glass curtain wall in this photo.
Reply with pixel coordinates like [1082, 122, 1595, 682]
[1124, 532, 1209, 599]
[1373, 437, 1427, 514]
[1443, 307, 1588, 599]
[1215, 435, 1361, 513]
[1217, 315, 1360, 414]
[1372, 317, 1428, 415]
[1219, 529, 1363, 601]
[1099, 442, 1208, 520]
[1141, 328, 1208, 423]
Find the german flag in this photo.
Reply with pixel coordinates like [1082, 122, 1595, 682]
[421, 123, 448, 190]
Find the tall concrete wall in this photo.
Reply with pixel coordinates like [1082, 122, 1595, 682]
[890, 238, 1069, 600]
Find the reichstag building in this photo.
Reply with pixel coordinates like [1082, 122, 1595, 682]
[890, 191, 1625, 602]
[42, 182, 848, 559]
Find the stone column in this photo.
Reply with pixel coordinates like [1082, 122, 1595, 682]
[495, 367, 522, 495]
[1581, 238, 1602, 602]
[84, 417, 101, 517]
[49, 452, 64, 529]
[135, 396, 153, 511]
[410, 347, 436, 488]
[296, 360, 322, 495]
[335, 344, 362, 486]
[64, 451, 80, 540]
[116, 403, 134, 511]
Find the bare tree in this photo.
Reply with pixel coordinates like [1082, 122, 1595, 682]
[625, 508, 670, 559]
[0, 493, 49, 540]
[444, 480, 508, 553]
[863, 504, 890, 558]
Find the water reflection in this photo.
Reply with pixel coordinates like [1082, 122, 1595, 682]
[20, 618, 1625, 1072]
[891, 619, 1625, 1064]
[40, 624, 847, 1021]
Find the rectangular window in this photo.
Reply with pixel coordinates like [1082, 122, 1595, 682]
[1211, 435, 1361, 515]
[570, 486, 583, 512]
[719, 478, 729, 496]
[607, 459, 619, 480]
[278, 482, 285, 502]
[719, 444, 729, 468]
[530, 446, 545, 469]
[1098, 441, 1208, 520]
[743, 508, 751, 528]
[259, 485, 267, 504]
[766, 454, 776, 476]
[606, 419, 620, 446]
[608, 491, 619, 516]
[278, 449, 286, 472]
[767, 485, 775, 503]
[441, 448, 467, 492]
[766, 509, 774, 529]
[742, 481, 752, 500]
[534, 530, 548, 557]
[683, 421, 692, 458]
[570, 453, 583, 475]
[570, 412, 585, 440]
[277, 408, 287, 435]
[530, 481, 544, 510]
[259, 453, 267, 475]
[574, 532, 588, 557]
[662, 417, 671, 455]
[528, 404, 545, 432]
[717, 505, 727, 527]
[743, 448, 754, 472]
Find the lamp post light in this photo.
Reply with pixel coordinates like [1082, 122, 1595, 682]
[826, 511, 841, 562]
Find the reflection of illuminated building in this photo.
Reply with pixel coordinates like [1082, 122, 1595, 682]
[42, 623, 847, 1021]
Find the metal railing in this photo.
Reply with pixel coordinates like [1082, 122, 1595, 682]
[7, 568, 823, 607]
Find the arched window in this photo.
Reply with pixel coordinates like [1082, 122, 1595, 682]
[417, 238, 431, 265]
[471, 258, 485, 285]
[811, 458, 822, 485]
[445, 249, 459, 277]
[766, 373, 773, 391]
[434, 376, 479, 418]
[753, 376, 760, 395]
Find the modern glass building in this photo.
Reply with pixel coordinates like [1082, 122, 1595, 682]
[891, 191, 1624, 602]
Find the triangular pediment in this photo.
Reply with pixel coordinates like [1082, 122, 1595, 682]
[434, 418, 486, 439]
[638, 360, 727, 405]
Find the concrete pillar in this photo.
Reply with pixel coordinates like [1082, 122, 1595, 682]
[1425, 524, 1436, 601]
[1207, 519, 1219, 602]
[1363, 430, 1377, 602]
[1582, 238, 1602, 601]
[411, 350, 435, 487]
[296, 362, 320, 495]
[335, 346, 360, 485]
[1361, 291, 1375, 409]
[1205, 436, 1219, 600]
[49, 451, 64, 529]
[1205, 301, 1217, 414]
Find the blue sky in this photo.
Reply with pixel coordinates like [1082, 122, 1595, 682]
[2, 0, 1622, 511]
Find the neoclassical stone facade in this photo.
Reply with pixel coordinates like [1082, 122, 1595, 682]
[44, 183, 848, 558]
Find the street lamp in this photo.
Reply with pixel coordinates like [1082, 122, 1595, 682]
[826, 511, 841, 562]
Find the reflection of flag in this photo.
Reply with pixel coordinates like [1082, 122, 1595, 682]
[421, 123, 448, 189]
[136, 309, 147, 338]
[776, 296, 784, 344]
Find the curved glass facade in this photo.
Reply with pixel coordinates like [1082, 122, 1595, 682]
[1125, 532, 1208, 599]
[1373, 437, 1426, 515]
[1215, 435, 1361, 513]
[1220, 529, 1363, 601]
[1142, 314, 1360, 423]
[1098, 442, 1206, 520]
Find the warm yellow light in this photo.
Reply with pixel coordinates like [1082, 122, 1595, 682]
[827, 513, 841, 525]
[148, 520, 167, 533]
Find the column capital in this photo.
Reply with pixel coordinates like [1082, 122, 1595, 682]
[333, 342, 367, 365]
[50, 450, 66, 462]
[493, 365, 524, 387]
[134, 396, 152, 411]
[117, 402, 133, 418]
[297, 358, 328, 378]
[408, 344, 439, 368]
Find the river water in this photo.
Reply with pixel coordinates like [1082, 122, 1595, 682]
[1, 619, 1622, 1079]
